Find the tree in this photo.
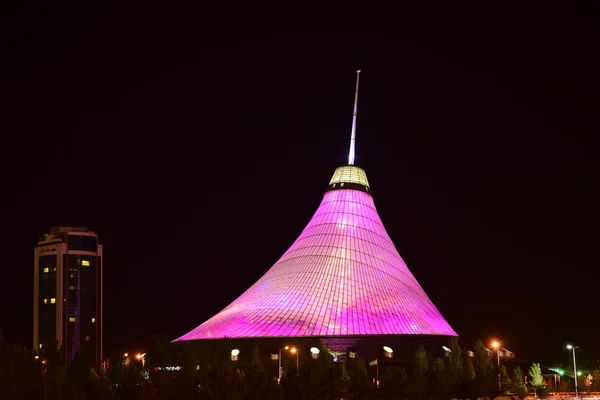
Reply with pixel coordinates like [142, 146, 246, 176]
[472, 340, 495, 398]
[460, 353, 476, 399]
[433, 357, 448, 400]
[444, 337, 464, 399]
[499, 365, 511, 395]
[345, 356, 373, 400]
[244, 345, 283, 400]
[512, 367, 528, 399]
[380, 365, 408, 400]
[65, 354, 92, 399]
[292, 342, 344, 400]
[591, 370, 600, 392]
[529, 363, 546, 399]
[408, 345, 429, 400]
[0, 340, 35, 400]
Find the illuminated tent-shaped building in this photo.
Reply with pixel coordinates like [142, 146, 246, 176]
[174, 71, 457, 362]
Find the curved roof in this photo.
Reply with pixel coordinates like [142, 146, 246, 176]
[175, 166, 456, 340]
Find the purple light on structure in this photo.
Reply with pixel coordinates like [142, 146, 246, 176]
[175, 166, 457, 341]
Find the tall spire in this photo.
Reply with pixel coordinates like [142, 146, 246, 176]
[348, 69, 361, 165]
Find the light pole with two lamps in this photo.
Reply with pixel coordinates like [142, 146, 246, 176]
[278, 346, 299, 383]
[567, 344, 579, 399]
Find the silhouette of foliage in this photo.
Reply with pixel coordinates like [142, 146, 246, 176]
[512, 366, 528, 399]
[0, 332, 556, 400]
[499, 365, 511, 394]
[472, 340, 495, 398]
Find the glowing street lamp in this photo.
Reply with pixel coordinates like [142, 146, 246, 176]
[278, 346, 289, 383]
[491, 341, 500, 366]
[136, 353, 146, 369]
[491, 341, 501, 390]
[567, 344, 579, 399]
[290, 347, 299, 374]
[277, 346, 300, 382]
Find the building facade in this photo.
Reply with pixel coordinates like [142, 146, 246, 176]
[173, 72, 457, 365]
[33, 226, 103, 367]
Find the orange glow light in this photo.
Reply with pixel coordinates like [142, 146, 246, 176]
[491, 341, 499, 349]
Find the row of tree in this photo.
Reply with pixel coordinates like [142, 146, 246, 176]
[0, 331, 590, 400]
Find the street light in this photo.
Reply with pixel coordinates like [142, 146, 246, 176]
[136, 353, 146, 370]
[277, 346, 300, 382]
[290, 348, 299, 374]
[278, 346, 289, 383]
[567, 344, 579, 399]
[491, 341, 501, 390]
[491, 341, 500, 367]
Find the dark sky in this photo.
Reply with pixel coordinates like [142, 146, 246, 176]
[1, 2, 598, 366]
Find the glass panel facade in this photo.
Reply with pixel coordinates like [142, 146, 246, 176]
[175, 168, 456, 341]
[66, 254, 96, 362]
[38, 255, 57, 350]
[67, 235, 97, 252]
[328, 166, 370, 188]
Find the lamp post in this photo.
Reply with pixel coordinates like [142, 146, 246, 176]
[278, 346, 289, 384]
[290, 347, 299, 374]
[492, 341, 501, 391]
[567, 345, 579, 399]
[136, 353, 146, 370]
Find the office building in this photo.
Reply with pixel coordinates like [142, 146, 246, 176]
[33, 226, 103, 367]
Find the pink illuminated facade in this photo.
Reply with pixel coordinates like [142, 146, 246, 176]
[175, 165, 457, 341]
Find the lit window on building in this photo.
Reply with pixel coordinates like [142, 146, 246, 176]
[69, 317, 76, 322]
[69, 273, 76, 279]
[84, 336, 91, 342]
[43, 298, 48, 304]
[43, 267, 49, 273]
[230, 349, 240, 361]
[39, 343, 42, 349]
[91, 317, 96, 323]
[81, 260, 90, 266]
[68, 285, 76, 290]
[51, 267, 57, 272]
[50, 298, 56, 304]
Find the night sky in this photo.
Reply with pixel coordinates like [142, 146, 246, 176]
[1, 2, 598, 366]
